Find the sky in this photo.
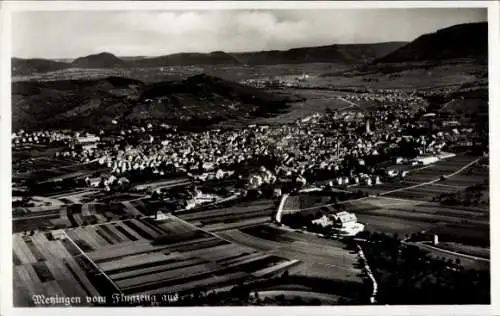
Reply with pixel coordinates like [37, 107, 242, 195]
[12, 8, 487, 59]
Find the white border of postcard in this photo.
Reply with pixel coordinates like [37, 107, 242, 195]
[1, 1, 499, 316]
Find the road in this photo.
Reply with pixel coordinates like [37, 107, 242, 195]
[356, 243, 378, 304]
[337, 96, 367, 112]
[165, 213, 236, 245]
[402, 240, 489, 262]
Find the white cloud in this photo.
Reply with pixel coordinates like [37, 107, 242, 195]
[11, 9, 487, 58]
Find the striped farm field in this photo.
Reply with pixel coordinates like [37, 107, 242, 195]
[14, 205, 365, 304]
[63, 217, 168, 257]
[44, 215, 302, 298]
[12, 232, 100, 306]
[177, 199, 275, 232]
[163, 236, 229, 253]
[203, 216, 271, 232]
[109, 257, 206, 281]
[180, 206, 272, 223]
[114, 253, 291, 296]
[217, 224, 361, 278]
[180, 242, 255, 261]
[136, 271, 250, 297]
[100, 252, 182, 273]
[88, 240, 165, 262]
[116, 262, 217, 290]
[12, 200, 142, 233]
[178, 199, 274, 221]
[112, 222, 142, 241]
[199, 209, 273, 225]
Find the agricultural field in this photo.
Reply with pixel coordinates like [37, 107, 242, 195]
[177, 199, 275, 232]
[282, 193, 332, 212]
[353, 155, 486, 203]
[326, 60, 485, 89]
[345, 196, 489, 247]
[13, 207, 67, 233]
[13, 157, 106, 184]
[14, 215, 301, 301]
[13, 232, 101, 307]
[12, 156, 76, 177]
[382, 184, 464, 202]
[11, 63, 349, 84]
[12, 145, 79, 176]
[12, 201, 139, 233]
[217, 224, 364, 285]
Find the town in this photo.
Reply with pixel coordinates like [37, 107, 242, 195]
[9, 8, 490, 308]
[12, 83, 489, 306]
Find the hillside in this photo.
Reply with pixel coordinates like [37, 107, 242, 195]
[375, 22, 487, 63]
[12, 42, 406, 76]
[12, 58, 71, 76]
[12, 74, 294, 131]
[129, 51, 241, 67]
[71, 52, 126, 68]
[12, 76, 143, 130]
[231, 42, 406, 65]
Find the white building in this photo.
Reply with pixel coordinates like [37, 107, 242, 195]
[312, 211, 365, 236]
[75, 134, 100, 144]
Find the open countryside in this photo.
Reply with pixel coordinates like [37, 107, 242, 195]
[10, 9, 490, 307]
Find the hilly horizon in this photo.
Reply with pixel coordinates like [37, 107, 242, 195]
[12, 41, 407, 76]
[12, 22, 488, 77]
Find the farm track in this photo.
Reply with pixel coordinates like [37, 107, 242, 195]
[404, 241, 489, 262]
